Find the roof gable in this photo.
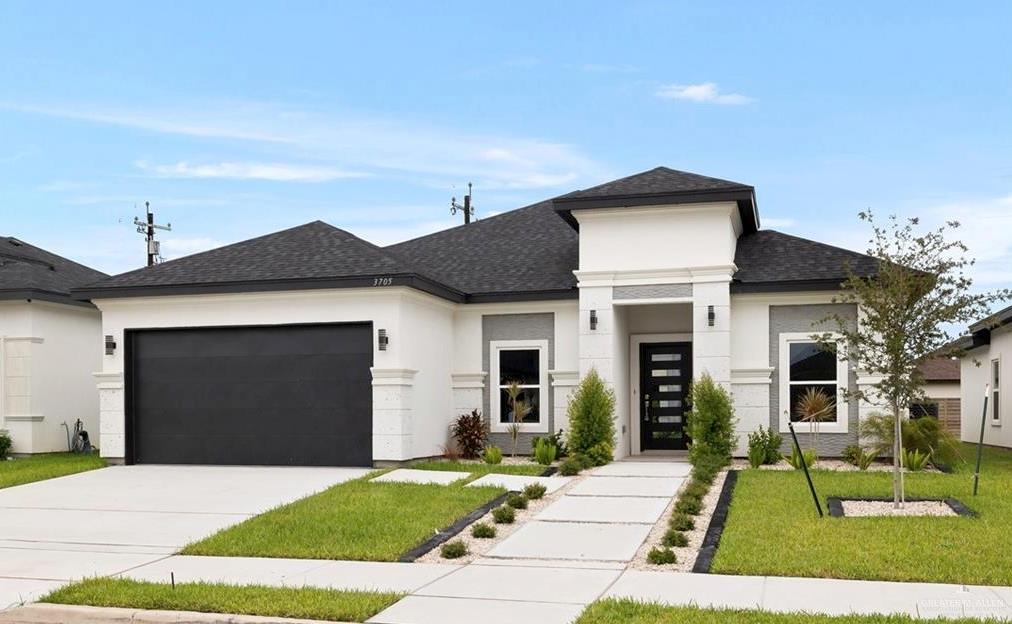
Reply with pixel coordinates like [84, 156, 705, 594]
[0, 236, 107, 304]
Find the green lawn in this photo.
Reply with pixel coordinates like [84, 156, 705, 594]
[712, 444, 1012, 585]
[183, 472, 504, 561]
[575, 599, 992, 624]
[43, 578, 400, 622]
[0, 452, 106, 489]
[410, 459, 546, 477]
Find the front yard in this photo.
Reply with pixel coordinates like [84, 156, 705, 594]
[0, 452, 105, 489]
[44, 578, 401, 622]
[712, 444, 1012, 585]
[182, 471, 504, 561]
[409, 459, 547, 477]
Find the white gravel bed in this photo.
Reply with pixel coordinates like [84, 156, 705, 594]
[415, 470, 587, 564]
[629, 469, 729, 572]
[841, 500, 957, 517]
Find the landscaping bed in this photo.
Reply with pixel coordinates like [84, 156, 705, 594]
[0, 452, 106, 489]
[710, 444, 1012, 585]
[574, 599, 990, 624]
[182, 472, 504, 561]
[42, 578, 401, 622]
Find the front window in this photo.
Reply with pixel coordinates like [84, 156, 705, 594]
[490, 340, 548, 432]
[910, 402, 940, 420]
[778, 333, 847, 433]
[993, 359, 1001, 423]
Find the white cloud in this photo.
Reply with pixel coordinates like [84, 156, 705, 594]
[655, 82, 753, 105]
[136, 160, 368, 183]
[3, 100, 609, 191]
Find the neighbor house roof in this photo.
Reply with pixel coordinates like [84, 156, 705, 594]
[965, 303, 1012, 350]
[74, 168, 881, 302]
[553, 166, 758, 233]
[918, 357, 961, 383]
[0, 236, 107, 306]
[74, 221, 463, 301]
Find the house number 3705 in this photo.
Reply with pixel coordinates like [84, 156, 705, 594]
[373, 277, 394, 286]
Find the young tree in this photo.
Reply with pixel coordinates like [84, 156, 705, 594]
[818, 211, 1009, 507]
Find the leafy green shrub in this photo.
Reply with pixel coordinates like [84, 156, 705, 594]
[451, 410, 488, 459]
[857, 448, 878, 470]
[574, 453, 595, 469]
[585, 441, 613, 467]
[523, 483, 547, 500]
[747, 425, 783, 467]
[681, 480, 709, 500]
[492, 505, 515, 524]
[558, 457, 581, 476]
[440, 540, 468, 559]
[471, 522, 496, 539]
[860, 411, 961, 468]
[747, 437, 765, 468]
[669, 513, 695, 531]
[662, 528, 689, 548]
[674, 497, 702, 516]
[647, 547, 677, 565]
[482, 445, 503, 465]
[532, 429, 568, 458]
[566, 369, 616, 463]
[686, 373, 738, 465]
[506, 493, 528, 510]
[842, 444, 862, 466]
[904, 448, 930, 472]
[690, 452, 724, 484]
[784, 447, 817, 470]
[533, 438, 557, 466]
[0, 432, 12, 460]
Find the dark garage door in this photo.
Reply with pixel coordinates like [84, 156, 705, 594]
[127, 323, 373, 466]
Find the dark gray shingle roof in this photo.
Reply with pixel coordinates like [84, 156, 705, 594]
[0, 236, 107, 304]
[558, 166, 752, 200]
[732, 230, 879, 290]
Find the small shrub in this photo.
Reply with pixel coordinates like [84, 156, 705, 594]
[533, 429, 569, 458]
[482, 445, 503, 465]
[647, 547, 677, 565]
[0, 432, 12, 460]
[860, 411, 962, 468]
[451, 410, 488, 459]
[904, 448, 930, 472]
[533, 438, 558, 466]
[523, 483, 547, 500]
[662, 528, 689, 548]
[674, 497, 702, 516]
[858, 448, 878, 470]
[681, 480, 709, 500]
[492, 505, 515, 524]
[506, 493, 528, 510]
[440, 540, 468, 559]
[558, 457, 581, 476]
[585, 441, 613, 467]
[747, 438, 765, 469]
[669, 513, 695, 531]
[686, 373, 738, 465]
[471, 522, 496, 539]
[575, 453, 595, 470]
[841, 444, 862, 467]
[747, 426, 783, 467]
[784, 447, 817, 470]
[567, 369, 616, 459]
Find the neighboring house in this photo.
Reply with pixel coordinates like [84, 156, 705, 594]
[961, 304, 1012, 447]
[0, 236, 107, 454]
[912, 357, 961, 436]
[74, 167, 882, 467]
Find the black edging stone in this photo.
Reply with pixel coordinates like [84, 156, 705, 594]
[826, 496, 976, 518]
[398, 490, 511, 562]
[540, 466, 558, 476]
[692, 470, 738, 574]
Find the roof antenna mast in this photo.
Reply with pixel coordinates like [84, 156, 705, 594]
[133, 202, 172, 267]
[450, 182, 476, 225]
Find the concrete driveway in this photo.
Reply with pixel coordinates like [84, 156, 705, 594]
[0, 464, 371, 610]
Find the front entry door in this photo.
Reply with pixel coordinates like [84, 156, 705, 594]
[640, 342, 692, 451]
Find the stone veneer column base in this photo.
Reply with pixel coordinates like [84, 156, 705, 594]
[371, 368, 418, 462]
[94, 371, 125, 460]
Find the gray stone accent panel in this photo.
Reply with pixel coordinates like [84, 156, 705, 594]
[770, 303, 859, 457]
[613, 283, 692, 300]
[482, 313, 555, 454]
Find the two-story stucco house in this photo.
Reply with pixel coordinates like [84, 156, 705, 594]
[73, 167, 881, 467]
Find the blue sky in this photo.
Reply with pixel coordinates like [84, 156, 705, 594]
[1, 2, 1010, 295]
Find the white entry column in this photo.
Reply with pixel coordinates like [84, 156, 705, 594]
[692, 274, 733, 388]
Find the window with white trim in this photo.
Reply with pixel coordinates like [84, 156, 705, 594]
[778, 333, 848, 432]
[992, 358, 1001, 423]
[490, 339, 549, 432]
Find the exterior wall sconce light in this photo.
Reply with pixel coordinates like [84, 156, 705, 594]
[707, 305, 715, 327]
[590, 309, 598, 331]
[377, 328, 389, 351]
[104, 335, 116, 355]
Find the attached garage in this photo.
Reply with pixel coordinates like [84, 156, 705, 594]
[125, 322, 373, 467]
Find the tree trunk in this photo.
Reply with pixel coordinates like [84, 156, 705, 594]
[892, 402, 903, 508]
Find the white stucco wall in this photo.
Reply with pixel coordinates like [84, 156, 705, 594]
[1, 300, 102, 454]
[961, 325, 1011, 447]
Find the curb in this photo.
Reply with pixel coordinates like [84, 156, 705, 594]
[0, 603, 352, 624]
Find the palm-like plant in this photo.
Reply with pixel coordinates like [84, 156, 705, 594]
[504, 381, 532, 457]
[795, 387, 835, 464]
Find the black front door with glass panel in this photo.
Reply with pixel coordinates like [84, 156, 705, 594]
[640, 342, 692, 451]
